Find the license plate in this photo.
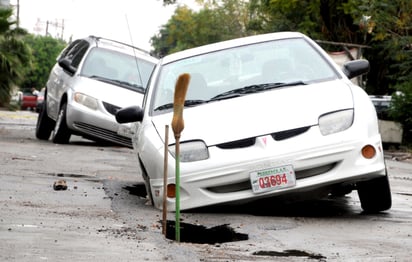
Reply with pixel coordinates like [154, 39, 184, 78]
[250, 165, 296, 193]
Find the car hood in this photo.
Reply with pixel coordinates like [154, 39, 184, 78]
[73, 76, 144, 108]
[151, 80, 354, 146]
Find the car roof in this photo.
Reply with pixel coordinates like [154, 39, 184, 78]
[86, 35, 159, 63]
[160, 31, 306, 65]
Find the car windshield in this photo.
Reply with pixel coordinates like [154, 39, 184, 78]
[81, 47, 156, 93]
[152, 38, 339, 112]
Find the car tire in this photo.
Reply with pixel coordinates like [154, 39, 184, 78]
[35, 102, 55, 140]
[357, 172, 392, 213]
[52, 103, 71, 144]
[330, 184, 353, 197]
[139, 158, 154, 206]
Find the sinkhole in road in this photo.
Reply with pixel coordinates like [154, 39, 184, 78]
[164, 220, 248, 244]
[124, 184, 249, 244]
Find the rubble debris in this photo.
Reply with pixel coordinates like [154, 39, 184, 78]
[53, 180, 68, 191]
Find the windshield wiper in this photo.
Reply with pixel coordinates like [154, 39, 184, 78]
[267, 81, 307, 88]
[210, 81, 307, 101]
[89, 75, 108, 81]
[154, 81, 307, 111]
[112, 80, 145, 93]
[89, 75, 145, 93]
[154, 99, 207, 111]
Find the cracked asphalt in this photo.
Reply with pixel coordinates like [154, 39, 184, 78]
[1, 109, 412, 262]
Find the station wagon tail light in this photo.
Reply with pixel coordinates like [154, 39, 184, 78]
[318, 109, 353, 135]
[74, 92, 98, 110]
[169, 140, 209, 162]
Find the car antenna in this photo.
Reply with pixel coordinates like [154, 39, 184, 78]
[125, 14, 144, 87]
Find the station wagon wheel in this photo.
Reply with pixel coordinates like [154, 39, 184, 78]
[35, 101, 55, 140]
[357, 171, 392, 213]
[52, 103, 71, 144]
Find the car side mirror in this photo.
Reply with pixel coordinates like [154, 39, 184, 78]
[342, 59, 369, 79]
[58, 58, 76, 76]
[115, 106, 144, 124]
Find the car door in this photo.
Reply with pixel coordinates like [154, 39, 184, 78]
[46, 40, 80, 119]
[47, 40, 89, 119]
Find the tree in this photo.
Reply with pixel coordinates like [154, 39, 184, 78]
[344, 0, 412, 143]
[391, 82, 412, 145]
[0, 8, 32, 106]
[163, 0, 177, 4]
[248, 0, 367, 44]
[151, 0, 250, 57]
[21, 35, 67, 91]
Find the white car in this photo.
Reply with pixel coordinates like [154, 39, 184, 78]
[116, 32, 391, 212]
[35, 36, 158, 147]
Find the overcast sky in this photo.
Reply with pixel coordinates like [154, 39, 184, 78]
[11, 0, 198, 51]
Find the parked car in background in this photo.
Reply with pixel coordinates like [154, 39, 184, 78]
[35, 36, 158, 147]
[116, 31, 391, 213]
[369, 95, 403, 146]
[369, 95, 392, 119]
[21, 92, 38, 111]
[9, 89, 23, 108]
[35, 88, 45, 113]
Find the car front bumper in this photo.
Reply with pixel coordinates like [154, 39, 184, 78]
[148, 127, 386, 211]
[66, 101, 133, 147]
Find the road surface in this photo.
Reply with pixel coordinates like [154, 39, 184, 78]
[1, 109, 411, 261]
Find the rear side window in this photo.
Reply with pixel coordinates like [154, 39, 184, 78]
[61, 40, 90, 70]
[70, 41, 89, 69]
[58, 40, 80, 60]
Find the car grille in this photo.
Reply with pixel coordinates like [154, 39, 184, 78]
[295, 162, 337, 179]
[73, 121, 132, 148]
[215, 126, 311, 149]
[205, 162, 337, 194]
[271, 126, 311, 141]
[103, 102, 121, 116]
[216, 137, 256, 149]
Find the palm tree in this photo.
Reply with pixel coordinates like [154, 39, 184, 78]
[0, 7, 32, 106]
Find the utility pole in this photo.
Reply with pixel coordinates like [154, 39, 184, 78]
[34, 18, 65, 39]
[16, 0, 19, 27]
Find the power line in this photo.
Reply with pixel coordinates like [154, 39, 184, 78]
[34, 18, 65, 39]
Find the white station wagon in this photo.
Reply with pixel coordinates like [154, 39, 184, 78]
[36, 36, 158, 147]
[116, 32, 391, 213]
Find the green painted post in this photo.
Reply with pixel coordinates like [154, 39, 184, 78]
[175, 140, 181, 242]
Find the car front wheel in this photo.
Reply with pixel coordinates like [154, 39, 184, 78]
[139, 158, 154, 206]
[52, 103, 71, 144]
[357, 172, 392, 213]
[35, 102, 55, 140]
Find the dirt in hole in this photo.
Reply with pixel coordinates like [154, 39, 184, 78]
[253, 250, 326, 260]
[164, 220, 248, 244]
[43, 172, 90, 178]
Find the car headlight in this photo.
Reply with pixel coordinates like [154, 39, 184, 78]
[74, 92, 98, 110]
[318, 109, 353, 135]
[169, 140, 209, 162]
